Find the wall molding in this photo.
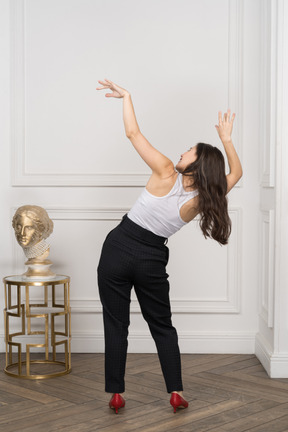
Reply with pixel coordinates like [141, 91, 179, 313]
[0, 331, 256, 354]
[63, 330, 257, 354]
[11, 0, 243, 187]
[228, 0, 243, 188]
[273, 0, 288, 355]
[259, 210, 275, 328]
[259, 0, 277, 188]
[12, 206, 242, 314]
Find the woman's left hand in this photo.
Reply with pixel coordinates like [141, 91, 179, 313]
[96, 79, 129, 98]
[215, 109, 235, 143]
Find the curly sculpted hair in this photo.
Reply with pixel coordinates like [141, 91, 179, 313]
[182, 143, 231, 245]
[12, 205, 54, 240]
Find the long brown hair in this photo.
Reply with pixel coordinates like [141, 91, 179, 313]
[182, 143, 231, 245]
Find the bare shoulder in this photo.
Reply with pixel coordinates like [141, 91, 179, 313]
[146, 168, 178, 197]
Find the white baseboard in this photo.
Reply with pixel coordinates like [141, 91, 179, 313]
[255, 333, 272, 375]
[70, 331, 256, 354]
[255, 333, 288, 378]
[178, 331, 255, 354]
[0, 331, 256, 354]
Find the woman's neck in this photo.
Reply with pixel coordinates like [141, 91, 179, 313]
[181, 173, 197, 192]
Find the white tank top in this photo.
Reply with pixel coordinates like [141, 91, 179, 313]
[128, 173, 198, 238]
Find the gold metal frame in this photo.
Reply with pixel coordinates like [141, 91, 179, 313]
[3, 275, 71, 379]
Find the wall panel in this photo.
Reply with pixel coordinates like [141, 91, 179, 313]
[11, 0, 243, 186]
[259, 210, 275, 328]
[0, 0, 261, 355]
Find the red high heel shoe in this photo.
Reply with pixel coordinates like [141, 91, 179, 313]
[170, 393, 189, 413]
[109, 393, 125, 414]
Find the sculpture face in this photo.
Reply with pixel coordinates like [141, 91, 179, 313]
[14, 214, 42, 248]
[12, 205, 55, 279]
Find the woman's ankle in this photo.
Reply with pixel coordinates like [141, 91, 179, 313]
[171, 391, 183, 396]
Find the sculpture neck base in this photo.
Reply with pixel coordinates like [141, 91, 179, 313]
[22, 262, 56, 281]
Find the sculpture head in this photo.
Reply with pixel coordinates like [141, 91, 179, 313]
[12, 205, 53, 249]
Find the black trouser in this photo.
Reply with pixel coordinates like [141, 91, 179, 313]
[97, 214, 183, 394]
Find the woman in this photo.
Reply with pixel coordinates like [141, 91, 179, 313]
[96, 79, 242, 414]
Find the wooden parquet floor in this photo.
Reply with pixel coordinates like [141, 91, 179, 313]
[1, 353, 288, 431]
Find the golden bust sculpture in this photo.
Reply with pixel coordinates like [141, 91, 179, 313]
[12, 205, 56, 279]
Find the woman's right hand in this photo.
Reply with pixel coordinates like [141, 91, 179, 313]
[96, 79, 129, 98]
[215, 109, 235, 144]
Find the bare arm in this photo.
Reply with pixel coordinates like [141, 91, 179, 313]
[215, 109, 243, 193]
[96, 79, 174, 177]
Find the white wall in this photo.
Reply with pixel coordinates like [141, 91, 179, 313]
[255, 0, 288, 377]
[1, 0, 261, 355]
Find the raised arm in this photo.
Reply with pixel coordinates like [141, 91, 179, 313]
[96, 79, 174, 177]
[215, 109, 243, 193]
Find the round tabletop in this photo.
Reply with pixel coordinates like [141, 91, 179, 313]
[3, 275, 70, 286]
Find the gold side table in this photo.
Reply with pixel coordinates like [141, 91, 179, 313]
[3, 275, 71, 379]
